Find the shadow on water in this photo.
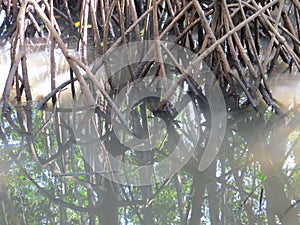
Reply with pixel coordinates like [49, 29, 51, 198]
[0, 45, 299, 224]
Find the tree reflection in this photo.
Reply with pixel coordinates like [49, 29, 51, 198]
[0, 87, 299, 224]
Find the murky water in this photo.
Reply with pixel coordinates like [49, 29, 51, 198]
[0, 41, 72, 101]
[0, 42, 299, 224]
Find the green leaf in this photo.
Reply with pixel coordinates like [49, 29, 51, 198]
[257, 171, 264, 181]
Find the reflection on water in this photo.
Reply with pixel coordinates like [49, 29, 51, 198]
[269, 65, 300, 112]
[0, 47, 299, 224]
[0, 10, 5, 28]
[0, 41, 72, 102]
[225, 100, 300, 224]
[0, 40, 98, 110]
